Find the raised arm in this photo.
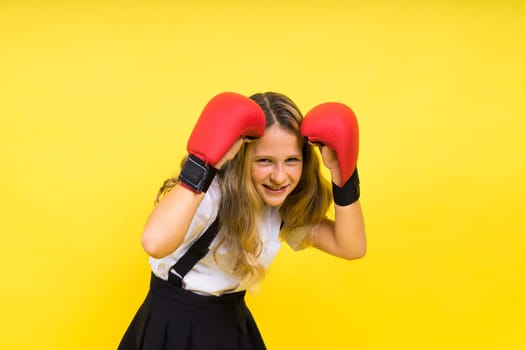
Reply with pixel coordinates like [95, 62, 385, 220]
[301, 102, 366, 260]
[141, 92, 266, 258]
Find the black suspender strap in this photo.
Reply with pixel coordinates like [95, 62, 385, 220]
[168, 215, 220, 287]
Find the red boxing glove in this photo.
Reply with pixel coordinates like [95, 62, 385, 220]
[301, 102, 359, 185]
[180, 92, 266, 193]
[187, 92, 266, 165]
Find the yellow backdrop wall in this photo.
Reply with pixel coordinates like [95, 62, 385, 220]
[1, 1, 524, 349]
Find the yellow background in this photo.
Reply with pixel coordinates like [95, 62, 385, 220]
[1, 1, 524, 349]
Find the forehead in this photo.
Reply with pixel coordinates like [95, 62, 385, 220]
[253, 125, 302, 156]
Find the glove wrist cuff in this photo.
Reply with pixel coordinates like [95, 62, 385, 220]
[179, 155, 218, 193]
[332, 168, 360, 206]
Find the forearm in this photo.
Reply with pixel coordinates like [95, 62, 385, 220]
[141, 184, 205, 259]
[312, 166, 366, 260]
[331, 165, 366, 259]
[333, 200, 366, 259]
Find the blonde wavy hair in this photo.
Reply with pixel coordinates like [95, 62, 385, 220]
[156, 92, 333, 288]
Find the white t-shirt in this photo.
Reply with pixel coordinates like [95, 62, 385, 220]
[149, 179, 302, 296]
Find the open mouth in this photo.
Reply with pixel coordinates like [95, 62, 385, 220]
[263, 184, 288, 194]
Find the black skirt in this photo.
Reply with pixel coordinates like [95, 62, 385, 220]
[118, 273, 266, 350]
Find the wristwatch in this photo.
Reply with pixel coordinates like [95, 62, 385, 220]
[178, 155, 218, 193]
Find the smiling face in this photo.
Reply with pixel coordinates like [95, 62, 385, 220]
[250, 124, 303, 207]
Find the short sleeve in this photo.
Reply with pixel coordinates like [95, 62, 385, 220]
[284, 225, 314, 251]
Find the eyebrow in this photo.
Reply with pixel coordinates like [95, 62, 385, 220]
[253, 154, 303, 159]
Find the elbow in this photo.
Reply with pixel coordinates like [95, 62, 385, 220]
[141, 233, 168, 259]
[354, 245, 367, 260]
[341, 244, 367, 261]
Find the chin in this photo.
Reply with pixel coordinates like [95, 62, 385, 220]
[261, 196, 287, 207]
[264, 200, 284, 207]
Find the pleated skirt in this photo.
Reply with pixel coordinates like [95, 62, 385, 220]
[118, 273, 266, 350]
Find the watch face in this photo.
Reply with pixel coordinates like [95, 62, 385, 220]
[181, 156, 207, 188]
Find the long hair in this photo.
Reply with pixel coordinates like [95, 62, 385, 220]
[156, 92, 333, 288]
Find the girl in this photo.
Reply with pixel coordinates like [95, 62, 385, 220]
[118, 91, 366, 349]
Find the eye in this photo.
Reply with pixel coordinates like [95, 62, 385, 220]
[286, 157, 302, 163]
[256, 158, 272, 164]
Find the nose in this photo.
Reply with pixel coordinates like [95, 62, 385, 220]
[270, 163, 286, 184]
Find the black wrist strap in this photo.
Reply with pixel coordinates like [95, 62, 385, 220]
[168, 215, 221, 287]
[178, 154, 218, 193]
[333, 167, 360, 206]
